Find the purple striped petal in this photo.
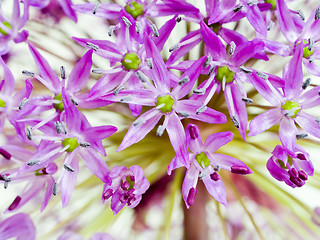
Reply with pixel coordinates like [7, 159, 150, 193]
[182, 164, 199, 209]
[224, 83, 248, 139]
[0, 57, 15, 95]
[211, 153, 252, 174]
[202, 174, 227, 206]
[40, 176, 54, 212]
[73, 3, 121, 19]
[174, 99, 227, 124]
[171, 56, 206, 99]
[304, 61, 320, 77]
[28, 43, 60, 92]
[229, 39, 265, 66]
[263, 39, 293, 57]
[204, 131, 234, 153]
[153, 15, 177, 52]
[62, 88, 81, 132]
[276, 0, 299, 42]
[118, 108, 162, 151]
[295, 112, 320, 139]
[284, 43, 303, 99]
[241, 3, 267, 37]
[0, 213, 36, 240]
[279, 117, 297, 154]
[166, 113, 189, 167]
[200, 21, 227, 61]
[67, 50, 93, 93]
[72, 37, 124, 61]
[299, 85, 320, 109]
[60, 151, 79, 207]
[57, 0, 77, 22]
[248, 108, 282, 136]
[79, 148, 110, 183]
[145, 34, 170, 92]
[168, 156, 185, 175]
[166, 30, 202, 66]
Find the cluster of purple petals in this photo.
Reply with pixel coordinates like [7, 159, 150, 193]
[1, 0, 320, 237]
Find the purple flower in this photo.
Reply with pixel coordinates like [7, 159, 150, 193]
[3, 161, 58, 213]
[0, 213, 36, 240]
[188, 21, 268, 140]
[102, 165, 149, 215]
[168, 124, 252, 208]
[267, 144, 314, 188]
[0, 0, 29, 55]
[264, 2, 320, 76]
[100, 35, 226, 167]
[248, 43, 320, 153]
[20, 89, 117, 207]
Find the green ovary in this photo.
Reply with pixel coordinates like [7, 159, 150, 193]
[282, 100, 300, 118]
[195, 152, 211, 168]
[125, 1, 144, 19]
[126, 175, 135, 190]
[54, 93, 64, 112]
[122, 52, 141, 71]
[62, 138, 79, 152]
[156, 95, 175, 113]
[265, 0, 276, 10]
[0, 99, 6, 108]
[0, 22, 12, 36]
[302, 40, 313, 58]
[216, 65, 234, 84]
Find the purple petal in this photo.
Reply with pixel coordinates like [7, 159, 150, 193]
[12, 79, 33, 107]
[28, 43, 60, 92]
[145, 34, 170, 92]
[40, 176, 54, 212]
[60, 151, 79, 207]
[224, 83, 248, 139]
[211, 153, 252, 174]
[72, 37, 124, 62]
[0, 213, 36, 240]
[171, 56, 206, 99]
[79, 148, 110, 183]
[182, 164, 199, 209]
[248, 108, 282, 136]
[118, 108, 162, 151]
[13, 30, 29, 43]
[263, 39, 293, 57]
[279, 117, 297, 154]
[202, 174, 227, 206]
[167, 156, 185, 175]
[298, 85, 320, 109]
[110, 191, 126, 215]
[266, 156, 288, 181]
[200, 21, 226, 61]
[304, 61, 320, 77]
[166, 30, 202, 66]
[175, 99, 227, 124]
[153, 15, 177, 52]
[166, 113, 189, 167]
[204, 131, 233, 153]
[57, 0, 78, 22]
[62, 88, 81, 132]
[241, 4, 267, 37]
[73, 3, 121, 19]
[284, 43, 303, 99]
[0, 57, 15, 95]
[275, 0, 299, 42]
[186, 124, 203, 153]
[67, 50, 93, 93]
[229, 39, 265, 66]
[250, 72, 283, 106]
[295, 112, 320, 139]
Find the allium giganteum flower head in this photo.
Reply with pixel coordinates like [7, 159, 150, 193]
[1, 0, 320, 239]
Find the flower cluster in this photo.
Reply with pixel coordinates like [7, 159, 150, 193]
[1, 0, 320, 238]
